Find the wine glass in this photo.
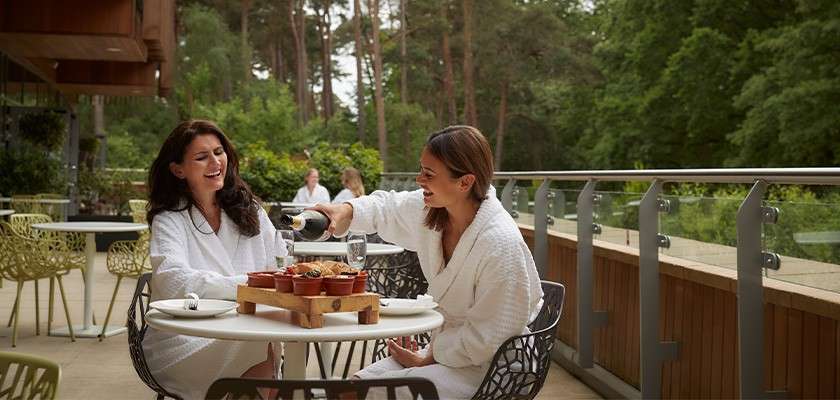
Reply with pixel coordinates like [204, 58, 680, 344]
[276, 229, 296, 269]
[346, 231, 367, 269]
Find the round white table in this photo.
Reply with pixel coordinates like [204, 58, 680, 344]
[292, 242, 404, 257]
[32, 221, 148, 338]
[0, 209, 14, 217]
[146, 304, 443, 380]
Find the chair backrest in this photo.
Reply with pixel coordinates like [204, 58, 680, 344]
[471, 280, 566, 400]
[106, 237, 151, 276]
[127, 273, 182, 400]
[128, 200, 148, 224]
[0, 351, 61, 400]
[205, 377, 439, 400]
[365, 251, 428, 299]
[8, 214, 52, 239]
[0, 222, 80, 282]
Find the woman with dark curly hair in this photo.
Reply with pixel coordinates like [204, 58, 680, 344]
[143, 120, 284, 399]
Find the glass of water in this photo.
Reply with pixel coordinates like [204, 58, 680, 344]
[346, 231, 367, 269]
[276, 229, 296, 269]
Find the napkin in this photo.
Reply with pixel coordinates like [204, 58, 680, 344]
[416, 294, 435, 306]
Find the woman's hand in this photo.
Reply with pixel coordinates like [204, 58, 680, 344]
[387, 339, 435, 368]
[308, 203, 353, 235]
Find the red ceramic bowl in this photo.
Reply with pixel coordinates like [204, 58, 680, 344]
[293, 276, 323, 296]
[274, 273, 294, 293]
[352, 271, 368, 293]
[323, 276, 355, 296]
[247, 272, 276, 288]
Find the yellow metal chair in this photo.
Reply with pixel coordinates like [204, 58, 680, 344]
[100, 234, 151, 340]
[0, 351, 61, 400]
[128, 199, 148, 224]
[35, 193, 66, 221]
[0, 223, 77, 347]
[9, 195, 40, 215]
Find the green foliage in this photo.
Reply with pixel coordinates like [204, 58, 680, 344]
[18, 112, 66, 151]
[0, 146, 65, 195]
[309, 142, 383, 196]
[239, 141, 309, 202]
[77, 169, 144, 215]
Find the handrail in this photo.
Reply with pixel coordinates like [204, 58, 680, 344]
[382, 167, 840, 185]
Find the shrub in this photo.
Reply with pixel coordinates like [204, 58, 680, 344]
[239, 141, 309, 202]
[0, 146, 65, 195]
[309, 142, 383, 197]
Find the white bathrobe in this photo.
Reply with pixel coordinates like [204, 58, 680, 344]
[346, 189, 543, 399]
[292, 184, 330, 204]
[144, 205, 283, 400]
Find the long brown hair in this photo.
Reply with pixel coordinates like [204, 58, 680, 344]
[342, 167, 365, 198]
[147, 120, 261, 237]
[423, 125, 494, 231]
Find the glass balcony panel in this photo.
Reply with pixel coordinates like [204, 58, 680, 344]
[659, 194, 741, 270]
[592, 190, 643, 249]
[763, 196, 840, 294]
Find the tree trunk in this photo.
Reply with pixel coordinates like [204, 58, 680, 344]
[275, 38, 287, 83]
[368, 0, 388, 169]
[400, 0, 408, 104]
[241, 0, 251, 81]
[289, 0, 308, 125]
[400, 0, 410, 167]
[494, 80, 508, 170]
[314, 0, 334, 122]
[93, 95, 106, 168]
[440, 2, 457, 125]
[462, 0, 477, 127]
[353, 0, 366, 142]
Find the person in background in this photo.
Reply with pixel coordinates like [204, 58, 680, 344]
[312, 125, 543, 399]
[144, 119, 284, 399]
[332, 167, 365, 204]
[293, 168, 330, 204]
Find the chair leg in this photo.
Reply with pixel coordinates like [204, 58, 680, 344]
[34, 280, 40, 336]
[56, 276, 76, 342]
[99, 275, 123, 341]
[12, 281, 23, 347]
[8, 293, 18, 327]
[48, 277, 55, 335]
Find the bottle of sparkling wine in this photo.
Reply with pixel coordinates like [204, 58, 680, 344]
[279, 210, 332, 241]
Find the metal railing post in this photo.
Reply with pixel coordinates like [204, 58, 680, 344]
[533, 179, 550, 278]
[736, 180, 785, 399]
[501, 179, 515, 215]
[639, 180, 679, 399]
[577, 179, 608, 368]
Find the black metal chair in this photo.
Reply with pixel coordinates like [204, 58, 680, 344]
[127, 273, 182, 400]
[471, 280, 566, 400]
[205, 377, 439, 400]
[313, 250, 431, 379]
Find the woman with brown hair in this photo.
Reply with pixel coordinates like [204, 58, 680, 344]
[144, 119, 284, 399]
[332, 167, 366, 203]
[313, 125, 543, 399]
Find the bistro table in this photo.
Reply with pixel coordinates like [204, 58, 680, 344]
[32, 221, 148, 338]
[292, 242, 404, 258]
[146, 304, 443, 380]
[0, 209, 14, 217]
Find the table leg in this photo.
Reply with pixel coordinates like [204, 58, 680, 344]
[51, 232, 126, 338]
[284, 342, 307, 379]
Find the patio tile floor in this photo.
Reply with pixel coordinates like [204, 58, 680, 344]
[0, 253, 599, 400]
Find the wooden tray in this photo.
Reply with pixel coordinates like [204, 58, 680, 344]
[236, 285, 380, 328]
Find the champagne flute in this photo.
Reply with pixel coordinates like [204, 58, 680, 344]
[346, 231, 367, 269]
[276, 229, 296, 269]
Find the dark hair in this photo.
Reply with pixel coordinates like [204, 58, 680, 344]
[147, 119, 261, 237]
[423, 125, 494, 231]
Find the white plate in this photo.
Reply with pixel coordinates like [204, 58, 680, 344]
[149, 299, 238, 318]
[378, 299, 438, 316]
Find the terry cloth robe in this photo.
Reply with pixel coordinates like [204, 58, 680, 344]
[332, 188, 356, 204]
[292, 184, 330, 204]
[143, 205, 283, 400]
[345, 189, 543, 399]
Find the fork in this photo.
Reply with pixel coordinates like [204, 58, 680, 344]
[184, 293, 199, 311]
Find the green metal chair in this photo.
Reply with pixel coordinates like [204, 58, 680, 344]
[100, 234, 151, 340]
[0, 223, 77, 347]
[34, 193, 67, 222]
[0, 351, 61, 400]
[9, 195, 40, 215]
[6, 213, 88, 334]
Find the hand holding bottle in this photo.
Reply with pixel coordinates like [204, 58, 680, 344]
[308, 202, 354, 236]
